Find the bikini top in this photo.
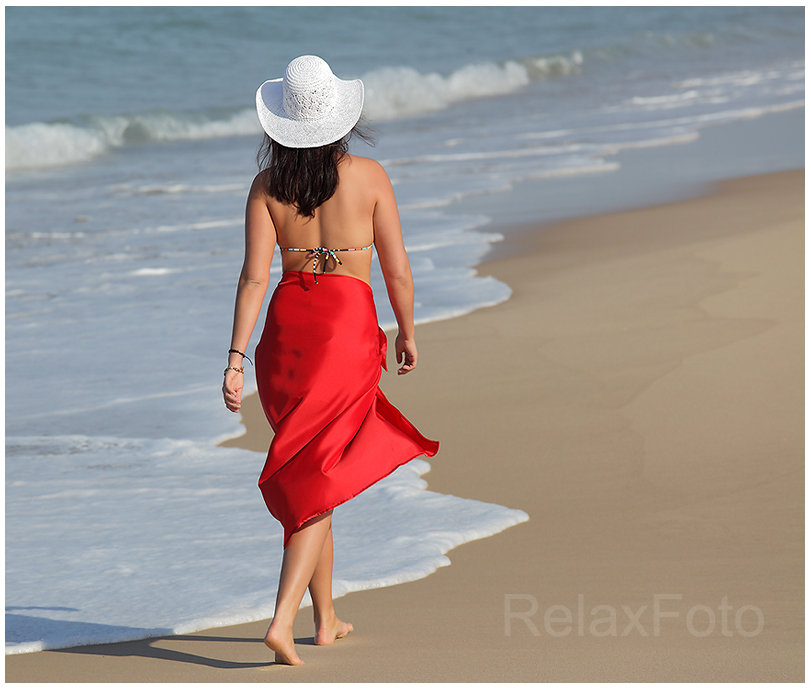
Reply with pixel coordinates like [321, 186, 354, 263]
[280, 244, 373, 284]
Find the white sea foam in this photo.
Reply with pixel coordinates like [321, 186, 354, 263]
[130, 267, 177, 276]
[122, 182, 247, 196]
[5, 122, 110, 170]
[5, 110, 261, 172]
[6, 8, 804, 657]
[362, 52, 582, 121]
[5, 53, 584, 173]
[382, 143, 585, 167]
[5, 436, 528, 654]
[630, 90, 700, 106]
[6, 52, 802, 176]
[675, 62, 805, 89]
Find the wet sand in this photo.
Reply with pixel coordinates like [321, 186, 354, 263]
[6, 170, 803, 682]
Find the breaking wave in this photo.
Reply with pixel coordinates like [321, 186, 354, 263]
[6, 52, 583, 172]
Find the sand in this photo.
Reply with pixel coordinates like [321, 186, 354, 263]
[6, 170, 804, 683]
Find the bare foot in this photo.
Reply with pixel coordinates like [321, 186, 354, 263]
[264, 625, 304, 666]
[314, 615, 354, 646]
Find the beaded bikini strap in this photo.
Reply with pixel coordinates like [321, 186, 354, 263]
[281, 244, 372, 284]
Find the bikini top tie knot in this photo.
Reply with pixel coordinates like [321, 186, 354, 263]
[307, 247, 342, 284]
[280, 243, 372, 284]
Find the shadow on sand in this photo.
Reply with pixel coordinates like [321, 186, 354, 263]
[6, 613, 312, 670]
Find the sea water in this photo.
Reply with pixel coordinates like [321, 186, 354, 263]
[5, 6, 804, 653]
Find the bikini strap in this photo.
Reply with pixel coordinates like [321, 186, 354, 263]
[280, 244, 372, 284]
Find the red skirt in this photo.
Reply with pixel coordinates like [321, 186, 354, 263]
[255, 270, 439, 547]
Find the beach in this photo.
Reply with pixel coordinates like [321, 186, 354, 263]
[6, 5, 805, 654]
[7, 168, 803, 682]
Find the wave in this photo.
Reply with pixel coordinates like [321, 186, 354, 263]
[362, 51, 583, 121]
[5, 435, 528, 654]
[5, 109, 260, 172]
[5, 51, 584, 172]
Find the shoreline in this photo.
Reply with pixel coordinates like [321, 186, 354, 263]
[221, 158, 804, 455]
[447, 106, 804, 233]
[7, 169, 804, 682]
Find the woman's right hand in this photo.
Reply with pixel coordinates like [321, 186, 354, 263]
[395, 331, 418, 375]
[223, 369, 244, 412]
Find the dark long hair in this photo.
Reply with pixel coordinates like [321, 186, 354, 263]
[256, 123, 375, 218]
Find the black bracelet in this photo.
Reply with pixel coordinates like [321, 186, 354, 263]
[228, 348, 254, 365]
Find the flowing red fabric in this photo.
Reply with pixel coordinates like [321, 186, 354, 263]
[255, 270, 439, 547]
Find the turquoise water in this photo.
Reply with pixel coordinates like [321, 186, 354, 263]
[6, 6, 804, 126]
[5, 6, 804, 653]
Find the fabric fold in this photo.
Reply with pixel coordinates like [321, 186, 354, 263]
[255, 270, 439, 547]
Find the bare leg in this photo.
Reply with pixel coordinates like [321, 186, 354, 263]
[264, 511, 333, 665]
[308, 520, 354, 645]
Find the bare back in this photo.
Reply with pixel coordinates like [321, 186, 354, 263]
[235, 145, 417, 387]
[263, 154, 386, 284]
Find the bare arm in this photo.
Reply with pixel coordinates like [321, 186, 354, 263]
[371, 163, 418, 375]
[223, 176, 277, 412]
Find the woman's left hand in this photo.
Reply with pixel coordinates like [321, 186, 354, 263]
[395, 331, 418, 375]
[223, 370, 244, 412]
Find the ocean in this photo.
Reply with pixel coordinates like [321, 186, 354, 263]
[5, 6, 804, 653]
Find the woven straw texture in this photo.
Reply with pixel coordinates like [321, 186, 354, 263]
[256, 55, 364, 148]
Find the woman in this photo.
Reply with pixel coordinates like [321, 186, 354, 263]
[222, 55, 439, 666]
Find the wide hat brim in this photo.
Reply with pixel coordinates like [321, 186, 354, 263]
[256, 76, 364, 149]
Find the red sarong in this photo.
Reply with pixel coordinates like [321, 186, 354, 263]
[255, 270, 439, 547]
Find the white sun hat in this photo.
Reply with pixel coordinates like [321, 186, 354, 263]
[255, 55, 364, 149]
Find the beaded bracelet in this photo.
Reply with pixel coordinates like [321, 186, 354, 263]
[224, 366, 244, 376]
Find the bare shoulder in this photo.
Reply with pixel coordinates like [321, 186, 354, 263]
[248, 171, 271, 199]
[344, 154, 392, 189]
